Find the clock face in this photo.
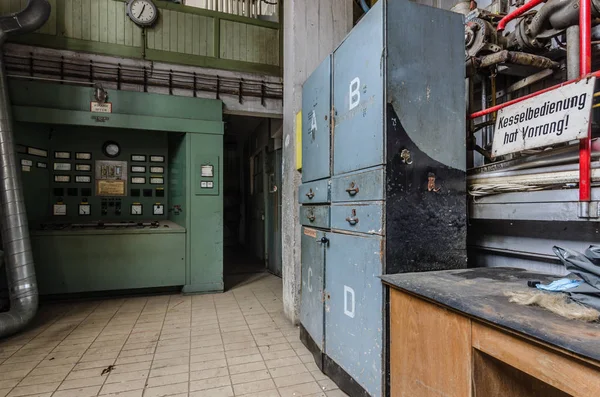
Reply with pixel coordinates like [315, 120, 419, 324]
[127, 0, 158, 27]
[103, 141, 121, 158]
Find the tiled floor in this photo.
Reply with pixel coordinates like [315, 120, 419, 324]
[0, 273, 347, 397]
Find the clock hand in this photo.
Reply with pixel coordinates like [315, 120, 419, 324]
[137, 4, 146, 19]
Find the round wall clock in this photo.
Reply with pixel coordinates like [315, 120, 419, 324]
[126, 0, 158, 27]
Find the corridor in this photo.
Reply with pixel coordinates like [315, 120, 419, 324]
[0, 274, 346, 397]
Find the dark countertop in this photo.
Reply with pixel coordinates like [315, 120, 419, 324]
[381, 267, 600, 364]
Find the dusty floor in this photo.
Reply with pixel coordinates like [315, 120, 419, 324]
[0, 273, 347, 397]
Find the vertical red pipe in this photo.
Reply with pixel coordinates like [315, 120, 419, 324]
[579, 0, 592, 201]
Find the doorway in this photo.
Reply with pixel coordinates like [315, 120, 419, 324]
[223, 115, 282, 286]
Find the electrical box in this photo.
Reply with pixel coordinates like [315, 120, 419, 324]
[195, 155, 220, 196]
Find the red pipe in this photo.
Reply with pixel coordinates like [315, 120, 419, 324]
[579, 0, 592, 202]
[497, 0, 547, 32]
[468, 70, 600, 120]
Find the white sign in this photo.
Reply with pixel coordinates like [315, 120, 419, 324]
[343, 285, 355, 319]
[91, 101, 112, 113]
[492, 77, 596, 157]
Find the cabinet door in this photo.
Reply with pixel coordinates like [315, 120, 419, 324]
[325, 232, 383, 397]
[332, 4, 384, 176]
[302, 56, 332, 183]
[300, 227, 326, 351]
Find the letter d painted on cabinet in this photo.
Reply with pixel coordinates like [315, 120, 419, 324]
[344, 285, 355, 318]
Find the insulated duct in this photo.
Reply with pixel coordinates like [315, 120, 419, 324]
[0, 0, 51, 338]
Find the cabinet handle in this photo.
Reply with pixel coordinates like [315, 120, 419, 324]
[307, 213, 316, 222]
[346, 182, 359, 196]
[317, 237, 329, 245]
[306, 189, 315, 199]
[345, 209, 359, 226]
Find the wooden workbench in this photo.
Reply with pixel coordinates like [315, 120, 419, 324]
[381, 268, 600, 397]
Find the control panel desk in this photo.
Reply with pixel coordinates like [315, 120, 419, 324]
[31, 221, 186, 295]
[381, 268, 600, 397]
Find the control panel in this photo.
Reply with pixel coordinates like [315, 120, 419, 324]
[17, 126, 169, 224]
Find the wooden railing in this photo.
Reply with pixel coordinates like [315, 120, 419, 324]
[0, 0, 281, 76]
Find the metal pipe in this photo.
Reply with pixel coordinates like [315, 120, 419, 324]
[0, 0, 51, 338]
[497, 0, 547, 32]
[481, 78, 488, 148]
[468, 70, 600, 119]
[566, 26, 580, 80]
[580, 0, 593, 202]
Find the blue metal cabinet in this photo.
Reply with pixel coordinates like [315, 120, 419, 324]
[332, 4, 384, 176]
[330, 203, 384, 235]
[300, 205, 331, 229]
[299, 179, 330, 204]
[302, 56, 332, 183]
[325, 232, 383, 397]
[301, 227, 327, 353]
[331, 167, 385, 203]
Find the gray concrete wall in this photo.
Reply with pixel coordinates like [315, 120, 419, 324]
[281, 0, 352, 324]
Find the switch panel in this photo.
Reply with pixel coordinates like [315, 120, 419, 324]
[195, 155, 219, 196]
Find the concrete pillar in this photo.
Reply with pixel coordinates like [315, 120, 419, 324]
[281, 0, 353, 324]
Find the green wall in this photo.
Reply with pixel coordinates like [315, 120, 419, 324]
[10, 80, 225, 295]
[1, 0, 281, 76]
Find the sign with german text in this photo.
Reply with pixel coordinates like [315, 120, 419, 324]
[492, 77, 596, 157]
[90, 101, 112, 113]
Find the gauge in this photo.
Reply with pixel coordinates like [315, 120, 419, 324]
[102, 141, 121, 158]
[75, 176, 91, 183]
[150, 166, 163, 173]
[76, 164, 91, 172]
[126, 0, 158, 27]
[131, 203, 143, 215]
[131, 154, 146, 162]
[150, 155, 164, 163]
[79, 204, 91, 216]
[131, 177, 146, 184]
[76, 152, 92, 160]
[153, 204, 164, 215]
[54, 151, 70, 159]
[131, 166, 146, 173]
[28, 147, 47, 157]
[150, 177, 164, 184]
[53, 204, 67, 216]
[54, 175, 70, 183]
[54, 163, 71, 171]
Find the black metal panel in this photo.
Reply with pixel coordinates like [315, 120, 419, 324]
[385, 104, 467, 273]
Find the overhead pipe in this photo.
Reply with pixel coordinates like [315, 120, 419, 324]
[0, 0, 51, 338]
[580, 0, 593, 202]
[497, 0, 547, 32]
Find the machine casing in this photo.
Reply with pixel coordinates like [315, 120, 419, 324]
[299, 1, 467, 396]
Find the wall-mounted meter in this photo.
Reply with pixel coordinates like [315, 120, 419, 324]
[79, 203, 91, 216]
[153, 204, 164, 215]
[131, 203, 143, 215]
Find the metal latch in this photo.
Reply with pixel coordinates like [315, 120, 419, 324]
[306, 189, 315, 199]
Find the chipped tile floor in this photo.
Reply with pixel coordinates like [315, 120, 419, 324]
[0, 273, 347, 397]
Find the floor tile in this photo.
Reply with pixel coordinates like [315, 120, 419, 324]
[232, 379, 276, 396]
[277, 381, 324, 397]
[230, 369, 271, 385]
[189, 367, 229, 381]
[51, 385, 101, 397]
[6, 382, 60, 397]
[189, 375, 231, 392]
[227, 361, 267, 375]
[189, 385, 233, 397]
[273, 372, 316, 388]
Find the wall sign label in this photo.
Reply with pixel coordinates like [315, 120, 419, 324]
[91, 101, 112, 113]
[492, 77, 596, 157]
[344, 285, 355, 319]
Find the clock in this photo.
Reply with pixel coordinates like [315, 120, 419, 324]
[126, 0, 158, 27]
[102, 141, 121, 158]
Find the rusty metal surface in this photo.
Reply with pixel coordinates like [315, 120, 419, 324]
[479, 50, 560, 70]
[381, 267, 600, 364]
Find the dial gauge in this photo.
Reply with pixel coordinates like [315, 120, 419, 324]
[79, 204, 91, 216]
[102, 141, 121, 158]
[131, 203, 143, 215]
[153, 204, 164, 216]
[126, 0, 158, 27]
